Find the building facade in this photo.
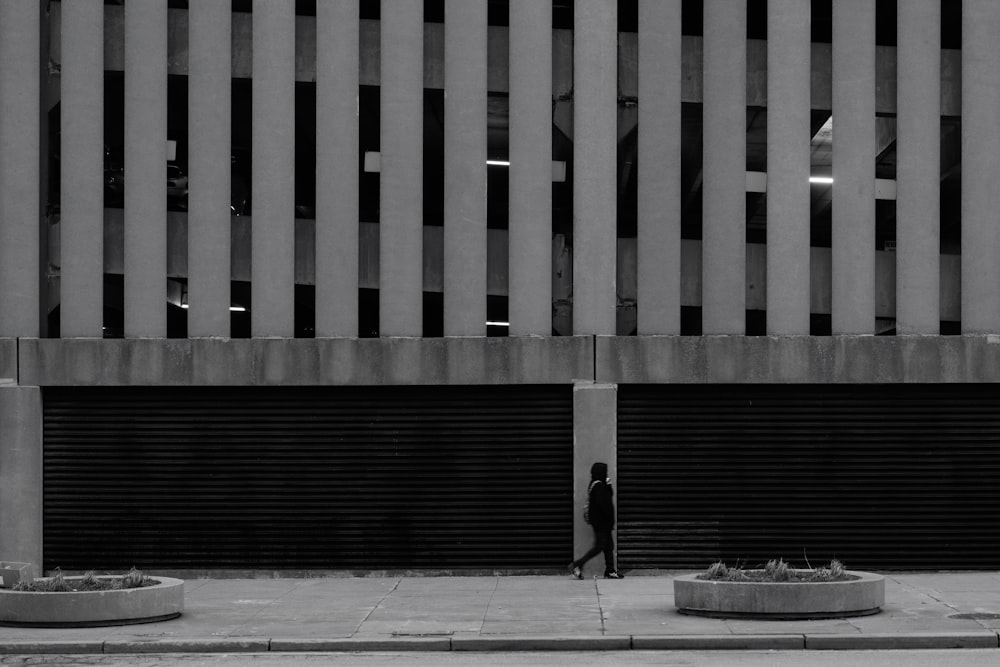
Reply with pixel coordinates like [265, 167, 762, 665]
[2, 0, 1000, 575]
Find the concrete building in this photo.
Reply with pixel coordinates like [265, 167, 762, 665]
[2, 0, 998, 575]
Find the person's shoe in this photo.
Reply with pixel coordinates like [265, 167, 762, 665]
[569, 563, 583, 580]
[604, 571, 625, 579]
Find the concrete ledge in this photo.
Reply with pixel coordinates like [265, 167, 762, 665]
[269, 637, 452, 652]
[0, 577, 183, 627]
[674, 571, 884, 619]
[804, 632, 1000, 650]
[104, 638, 270, 653]
[19, 336, 594, 386]
[0, 640, 104, 654]
[598, 334, 1000, 384]
[451, 636, 631, 651]
[632, 635, 805, 650]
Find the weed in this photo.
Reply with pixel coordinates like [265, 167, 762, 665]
[698, 558, 854, 583]
[705, 561, 729, 579]
[121, 567, 150, 589]
[765, 559, 792, 582]
[10, 567, 156, 592]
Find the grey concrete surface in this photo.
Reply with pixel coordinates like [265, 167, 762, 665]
[18, 336, 594, 386]
[2, 572, 1000, 654]
[4, 650, 1000, 666]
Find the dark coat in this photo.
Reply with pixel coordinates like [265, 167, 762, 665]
[587, 462, 615, 531]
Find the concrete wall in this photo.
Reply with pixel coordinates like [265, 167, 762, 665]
[0, 386, 42, 570]
[573, 383, 617, 578]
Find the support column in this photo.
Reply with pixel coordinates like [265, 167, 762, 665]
[831, 0, 875, 334]
[380, 0, 424, 336]
[508, 0, 552, 336]
[251, 0, 295, 337]
[961, 0, 1000, 333]
[188, 0, 231, 337]
[573, 382, 617, 578]
[0, 387, 43, 572]
[124, 0, 167, 337]
[573, 0, 617, 336]
[59, 0, 104, 338]
[896, 0, 940, 335]
[637, 0, 681, 335]
[702, 0, 746, 334]
[766, 0, 811, 335]
[316, 0, 360, 337]
[444, 0, 488, 336]
[0, 2, 40, 337]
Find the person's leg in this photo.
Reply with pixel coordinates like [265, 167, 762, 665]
[572, 538, 604, 568]
[601, 530, 615, 574]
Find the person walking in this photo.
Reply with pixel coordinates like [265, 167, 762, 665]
[570, 461, 624, 579]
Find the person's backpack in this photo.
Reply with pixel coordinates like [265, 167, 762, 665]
[583, 480, 600, 524]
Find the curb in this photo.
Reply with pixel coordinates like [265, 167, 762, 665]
[803, 632, 1000, 650]
[103, 638, 271, 653]
[270, 637, 451, 652]
[451, 636, 631, 651]
[633, 634, 805, 650]
[2, 632, 1000, 654]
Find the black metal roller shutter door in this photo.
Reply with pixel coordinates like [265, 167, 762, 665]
[618, 384, 1000, 571]
[43, 386, 572, 571]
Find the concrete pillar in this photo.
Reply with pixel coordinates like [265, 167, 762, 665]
[896, 0, 940, 335]
[961, 0, 1000, 333]
[188, 0, 231, 337]
[702, 0, 746, 334]
[59, 0, 104, 338]
[0, 387, 43, 572]
[443, 0, 487, 337]
[832, 0, 876, 334]
[124, 0, 168, 337]
[637, 0, 681, 335]
[0, 1, 40, 337]
[573, 0, 617, 336]
[766, 0, 811, 335]
[508, 0, 552, 336]
[316, 0, 359, 337]
[573, 382, 617, 578]
[380, 0, 424, 336]
[252, 0, 296, 337]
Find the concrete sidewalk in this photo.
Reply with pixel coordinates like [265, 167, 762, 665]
[3, 572, 1000, 654]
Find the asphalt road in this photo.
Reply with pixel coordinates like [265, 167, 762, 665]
[2, 652, 1000, 667]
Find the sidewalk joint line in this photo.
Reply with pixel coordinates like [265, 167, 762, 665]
[351, 576, 402, 636]
[593, 576, 606, 635]
[478, 576, 500, 635]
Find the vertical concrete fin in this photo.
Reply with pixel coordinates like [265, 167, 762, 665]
[124, 0, 168, 337]
[316, 1, 360, 337]
[637, 0, 682, 335]
[251, 0, 296, 337]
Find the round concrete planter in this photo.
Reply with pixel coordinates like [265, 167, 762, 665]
[674, 571, 884, 620]
[0, 576, 184, 628]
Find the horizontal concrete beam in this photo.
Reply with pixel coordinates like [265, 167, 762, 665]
[597, 334, 1000, 384]
[18, 336, 595, 386]
[20, 334, 1000, 387]
[48, 3, 961, 114]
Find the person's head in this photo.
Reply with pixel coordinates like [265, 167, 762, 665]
[590, 461, 608, 481]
